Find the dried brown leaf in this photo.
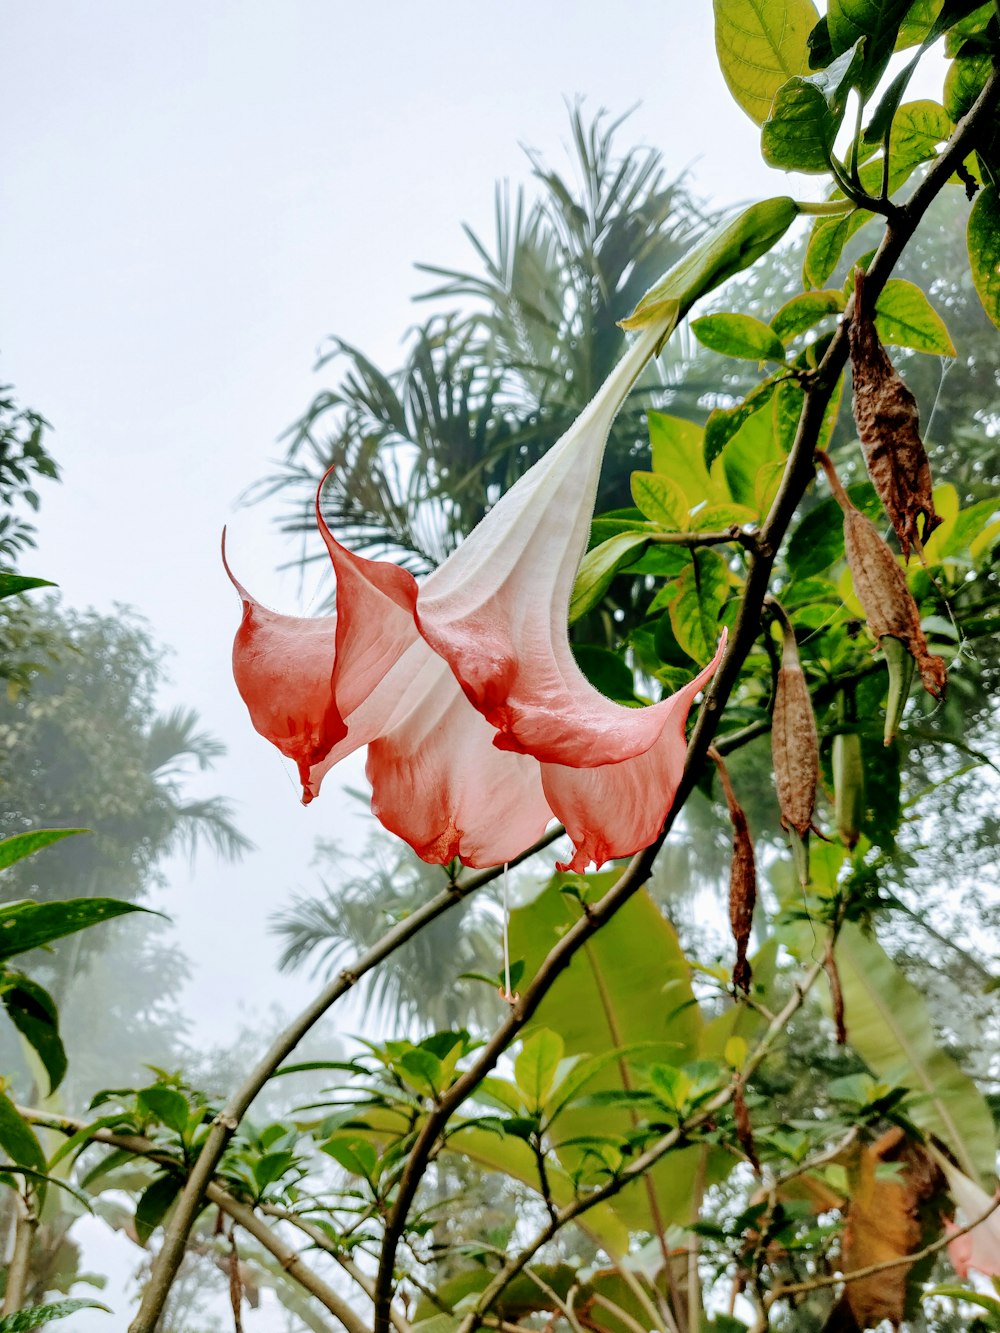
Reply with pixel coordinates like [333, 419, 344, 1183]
[850, 269, 942, 562]
[713, 749, 758, 993]
[842, 1128, 944, 1330]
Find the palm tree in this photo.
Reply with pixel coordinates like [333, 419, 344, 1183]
[272, 828, 501, 1033]
[251, 106, 719, 580]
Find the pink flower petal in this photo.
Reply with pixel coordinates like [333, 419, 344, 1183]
[937, 1157, 1000, 1278]
[541, 637, 727, 872]
[416, 323, 688, 768]
[223, 531, 345, 793]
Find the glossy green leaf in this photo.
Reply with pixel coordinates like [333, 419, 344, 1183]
[1, 974, 66, 1095]
[0, 574, 56, 602]
[761, 39, 865, 172]
[714, 0, 819, 124]
[0, 1300, 111, 1332]
[835, 922, 997, 1182]
[630, 471, 687, 529]
[572, 646, 639, 705]
[771, 288, 846, 342]
[689, 502, 758, 530]
[969, 185, 1000, 329]
[0, 897, 148, 962]
[322, 1134, 378, 1179]
[885, 99, 953, 171]
[514, 1030, 564, 1111]
[0, 828, 86, 871]
[703, 380, 778, 470]
[691, 312, 786, 361]
[134, 1172, 182, 1245]
[137, 1087, 190, 1137]
[668, 550, 729, 663]
[721, 408, 785, 511]
[0, 1089, 46, 1209]
[944, 44, 993, 120]
[803, 209, 864, 287]
[569, 533, 649, 624]
[648, 412, 723, 508]
[826, 0, 912, 93]
[874, 278, 957, 354]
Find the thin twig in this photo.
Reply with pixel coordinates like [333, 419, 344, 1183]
[125, 823, 562, 1333]
[1, 1192, 37, 1316]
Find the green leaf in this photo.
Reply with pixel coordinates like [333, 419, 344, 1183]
[803, 209, 863, 287]
[668, 550, 729, 663]
[834, 922, 997, 1182]
[0, 896, 148, 961]
[134, 1172, 182, 1246]
[1, 975, 66, 1095]
[703, 380, 778, 471]
[944, 44, 993, 121]
[771, 289, 846, 343]
[648, 412, 722, 509]
[885, 99, 953, 172]
[691, 312, 787, 361]
[0, 1089, 46, 1209]
[0, 829, 86, 871]
[924, 1286, 1000, 1322]
[630, 472, 687, 529]
[714, 0, 820, 124]
[508, 874, 710, 1230]
[514, 1030, 565, 1111]
[874, 278, 957, 354]
[969, 185, 1000, 330]
[826, 0, 912, 93]
[137, 1087, 191, 1138]
[572, 646, 639, 705]
[786, 482, 881, 576]
[761, 39, 866, 172]
[569, 533, 649, 624]
[0, 1300, 111, 1332]
[0, 574, 56, 602]
[322, 1134, 378, 1179]
[721, 408, 786, 511]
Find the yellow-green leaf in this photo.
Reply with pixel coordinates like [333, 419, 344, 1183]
[514, 1029, 564, 1111]
[668, 549, 729, 663]
[771, 288, 846, 343]
[874, 278, 957, 355]
[648, 412, 725, 508]
[714, 0, 820, 125]
[691, 312, 787, 361]
[968, 185, 1000, 330]
[630, 471, 687, 529]
[570, 533, 648, 624]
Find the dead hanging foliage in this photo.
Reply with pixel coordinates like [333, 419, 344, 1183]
[849, 268, 942, 562]
[824, 939, 847, 1045]
[817, 451, 947, 738]
[841, 1127, 944, 1330]
[768, 606, 820, 884]
[732, 1077, 760, 1174]
[711, 748, 757, 993]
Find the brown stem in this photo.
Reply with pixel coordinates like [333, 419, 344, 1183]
[1, 1193, 37, 1315]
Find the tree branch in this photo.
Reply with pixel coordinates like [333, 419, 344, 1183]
[125, 823, 562, 1333]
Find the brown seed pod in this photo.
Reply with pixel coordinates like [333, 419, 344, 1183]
[824, 941, 847, 1046]
[818, 452, 948, 701]
[712, 749, 757, 994]
[770, 617, 819, 842]
[850, 268, 942, 562]
[732, 1078, 760, 1175]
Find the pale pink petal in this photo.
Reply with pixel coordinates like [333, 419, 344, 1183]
[416, 322, 692, 768]
[224, 531, 344, 792]
[938, 1157, 1000, 1278]
[366, 642, 553, 868]
[540, 639, 726, 872]
[944, 1219, 973, 1279]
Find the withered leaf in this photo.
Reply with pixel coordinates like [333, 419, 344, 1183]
[842, 1127, 944, 1330]
[771, 619, 819, 839]
[713, 749, 757, 993]
[850, 268, 942, 562]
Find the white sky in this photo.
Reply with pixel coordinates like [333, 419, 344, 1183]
[1, 5, 950, 1327]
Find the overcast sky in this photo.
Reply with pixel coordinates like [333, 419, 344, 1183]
[2, 5, 949, 1327]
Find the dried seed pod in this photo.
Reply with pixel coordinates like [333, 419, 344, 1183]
[770, 613, 819, 885]
[833, 728, 864, 850]
[712, 748, 757, 993]
[732, 1078, 760, 1174]
[817, 452, 948, 737]
[850, 268, 942, 562]
[824, 942, 847, 1045]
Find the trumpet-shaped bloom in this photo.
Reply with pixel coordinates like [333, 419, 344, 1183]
[936, 1156, 1000, 1279]
[227, 318, 724, 871]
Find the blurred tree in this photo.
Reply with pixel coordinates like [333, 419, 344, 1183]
[252, 105, 718, 576]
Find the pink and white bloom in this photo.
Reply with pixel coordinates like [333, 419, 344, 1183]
[226, 318, 724, 872]
[936, 1156, 1000, 1279]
